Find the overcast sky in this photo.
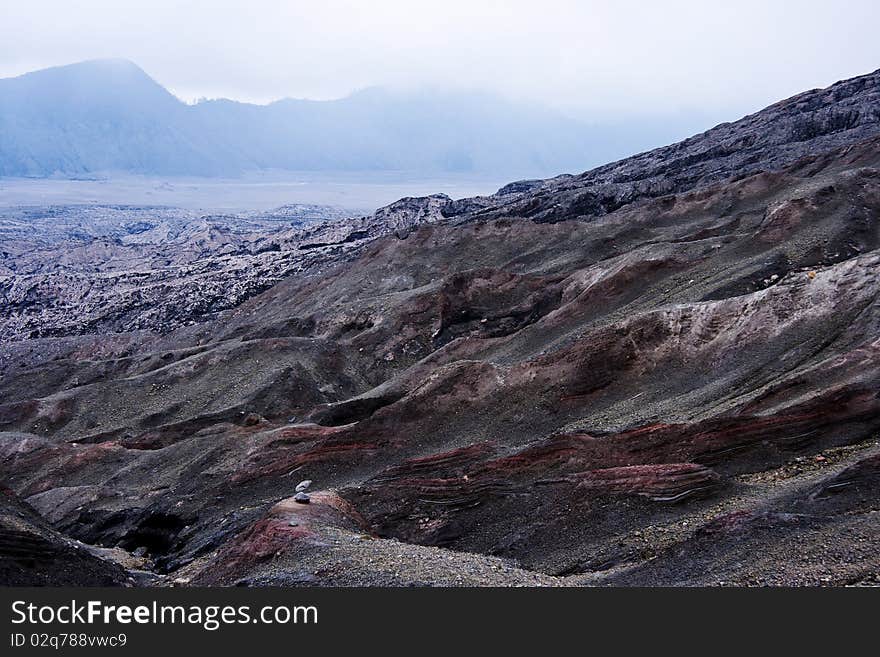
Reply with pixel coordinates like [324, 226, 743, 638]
[2, 0, 879, 122]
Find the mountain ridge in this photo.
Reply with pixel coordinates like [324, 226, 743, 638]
[464, 66, 880, 222]
[0, 58, 697, 179]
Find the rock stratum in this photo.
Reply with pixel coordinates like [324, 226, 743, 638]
[1, 69, 879, 586]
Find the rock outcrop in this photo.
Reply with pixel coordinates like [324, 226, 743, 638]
[0, 486, 130, 586]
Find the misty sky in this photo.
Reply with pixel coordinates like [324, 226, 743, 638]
[2, 0, 879, 122]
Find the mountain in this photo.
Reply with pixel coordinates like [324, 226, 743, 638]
[1, 68, 880, 586]
[0, 59, 692, 179]
[0, 59, 226, 176]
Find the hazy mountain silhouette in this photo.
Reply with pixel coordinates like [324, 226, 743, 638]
[0, 59, 699, 178]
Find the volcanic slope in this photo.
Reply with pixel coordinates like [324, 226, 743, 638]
[1, 70, 880, 586]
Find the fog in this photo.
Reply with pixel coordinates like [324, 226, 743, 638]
[3, 0, 879, 124]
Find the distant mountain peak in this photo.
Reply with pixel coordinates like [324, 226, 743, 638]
[66, 57, 144, 71]
[2, 58, 176, 104]
[7, 57, 152, 83]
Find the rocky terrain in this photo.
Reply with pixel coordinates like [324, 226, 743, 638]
[1, 69, 879, 586]
[0, 200, 448, 340]
[0, 485, 131, 586]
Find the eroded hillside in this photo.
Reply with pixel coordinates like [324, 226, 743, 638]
[1, 70, 879, 586]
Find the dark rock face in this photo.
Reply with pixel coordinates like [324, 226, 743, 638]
[0, 487, 129, 586]
[1, 70, 880, 586]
